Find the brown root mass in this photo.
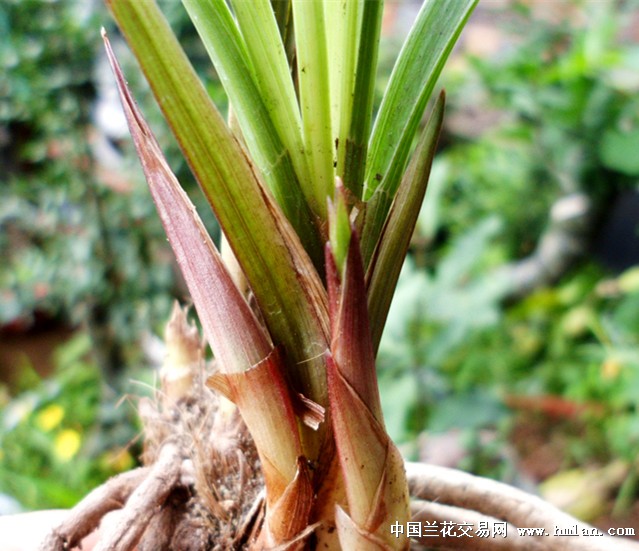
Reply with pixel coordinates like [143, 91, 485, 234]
[39, 374, 265, 551]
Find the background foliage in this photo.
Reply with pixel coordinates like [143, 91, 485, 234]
[1, 0, 638, 525]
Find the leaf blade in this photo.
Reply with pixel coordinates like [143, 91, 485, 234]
[182, 0, 322, 265]
[342, 0, 383, 198]
[366, 92, 446, 354]
[361, 0, 477, 264]
[292, 0, 334, 218]
[325, 0, 361, 186]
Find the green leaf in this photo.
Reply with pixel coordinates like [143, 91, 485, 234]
[325, 0, 360, 182]
[600, 127, 639, 175]
[341, 0, 383, 198]
[292, 0, 334, 218]
[269, 0, 295, 69]
[107, 0, 330, 421]
[366, 92, 445, 354]
[361, 0, 478, 264]
[228, 0, 303, 176]
[182, 0, 322, 266]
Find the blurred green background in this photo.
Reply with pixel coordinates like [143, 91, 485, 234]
[1, 0, 638, 532]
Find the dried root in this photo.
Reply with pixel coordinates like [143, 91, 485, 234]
[406, 462, 639, 551]
[38, 467, 149, 550]
[93, 443, 182, 551]
[39, 382, 263, 550]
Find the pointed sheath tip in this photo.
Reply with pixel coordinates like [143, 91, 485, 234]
[101, 27, 107, 40]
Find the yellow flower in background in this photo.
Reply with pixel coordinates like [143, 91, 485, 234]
[602, 357, 622, 380]
[35, 404, 65, 432]
[101, 448, 135, 472]
[54, 428, 82, 461]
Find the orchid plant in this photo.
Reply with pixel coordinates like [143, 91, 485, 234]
[101, 0, 476, 549]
